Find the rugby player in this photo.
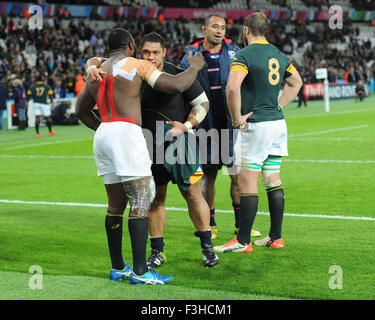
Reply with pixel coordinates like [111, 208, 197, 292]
[75, 28, 205, 284]
[27, 76, 55, 137]
[180, 15, 260, 239]
[214, 12, 302, 253]
[86, 32, 219, 268]
[140, 32, 218, 268]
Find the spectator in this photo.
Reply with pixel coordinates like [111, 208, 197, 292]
[0, 79, 8, 133]
[12, 78, 27, 130]
[53, 78, 66, 98]
[347, 67, 361, 83]
[75, 74, 85, 96]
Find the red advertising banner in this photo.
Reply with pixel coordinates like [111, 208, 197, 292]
[303, 83, 369, 100]
[304, 83, 324, 101]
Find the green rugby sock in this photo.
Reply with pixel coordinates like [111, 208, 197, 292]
[237, 194, 258, 245]
[267, 186, 285, 240]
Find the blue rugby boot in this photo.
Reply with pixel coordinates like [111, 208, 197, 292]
[130, 269, 173, 285]
[109, 264, 132, 281]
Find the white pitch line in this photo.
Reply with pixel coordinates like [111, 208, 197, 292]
[3, 138, 91, 150]
[286, 108, 373, 119]
[283, 159, 375, 164]
[288, 125, 369, 138]
[0, 199, 374, 222]
[289, 137, 374, 141]
[0, 155, 92, 159]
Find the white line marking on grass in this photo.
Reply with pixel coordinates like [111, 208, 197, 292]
[1, 199, 374, 222]
[289, 137, 374, 141]
[288, 125, 368, 138]
[0, 199, 106, 208]
[284, 159, 375, 164]
[3, 138, 91, 150]
[286, 108, 373, 119]
[0, 155, 92, 159]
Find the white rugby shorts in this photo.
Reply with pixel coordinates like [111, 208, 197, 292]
[93, 121, 152, 184]
[234, 119, 288, 166]
[33, 102, 51, 117]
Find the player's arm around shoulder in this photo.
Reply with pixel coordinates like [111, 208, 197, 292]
[153, 52, 205, 94]
[86, 57, 107, 82]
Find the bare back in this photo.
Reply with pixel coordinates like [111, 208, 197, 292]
[87, 56, 160, 126]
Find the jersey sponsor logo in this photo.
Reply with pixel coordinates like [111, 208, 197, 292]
[228, 50, 236, 60]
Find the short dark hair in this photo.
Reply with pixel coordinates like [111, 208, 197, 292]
[204, 14, 225, 26]
[107, 28, 133, 52]
[244, 12, 270, 36]
[140, 32, 166, 48]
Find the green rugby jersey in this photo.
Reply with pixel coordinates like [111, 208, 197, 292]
[27, 82, 53, 104]
[231, 40, 296, 122]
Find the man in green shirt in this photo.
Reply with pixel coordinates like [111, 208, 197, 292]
[27, 76, 55, 137]
[214, 12, 302, 253]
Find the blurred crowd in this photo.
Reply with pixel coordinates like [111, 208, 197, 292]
[0, 13, 197, 97]
[0, 12, 374, 102]
[267, 18, 375, 84]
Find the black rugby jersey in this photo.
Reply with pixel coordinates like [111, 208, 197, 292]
[141, 61, 204, 135]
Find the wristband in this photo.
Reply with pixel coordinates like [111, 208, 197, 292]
[183, 121, 193, 132]
[86, 65, 97, 74]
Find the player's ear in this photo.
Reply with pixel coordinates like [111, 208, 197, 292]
[128, 40, 137, 57]
[128, 40, 135, 52]
[162, 47, 166, 57]
[202, 25, 206, 34]
[244, 26, 250, 36]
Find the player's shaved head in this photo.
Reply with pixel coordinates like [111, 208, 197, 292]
[244, 12, 270, 36]
[108, 28, 134, 53]
[204, 14, 225, 26]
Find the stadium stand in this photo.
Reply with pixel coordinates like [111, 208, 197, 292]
[102, 0, 160, 8]
[6, 0, 375, 10]
[0, 0, 374, 105]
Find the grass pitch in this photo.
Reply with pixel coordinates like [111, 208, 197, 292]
[0, 96, 374, 300]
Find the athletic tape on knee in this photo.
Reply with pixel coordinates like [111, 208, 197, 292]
[123, 176, 155, 217]
[262, 157, 282, 188]
[239, 162, 263, 171]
